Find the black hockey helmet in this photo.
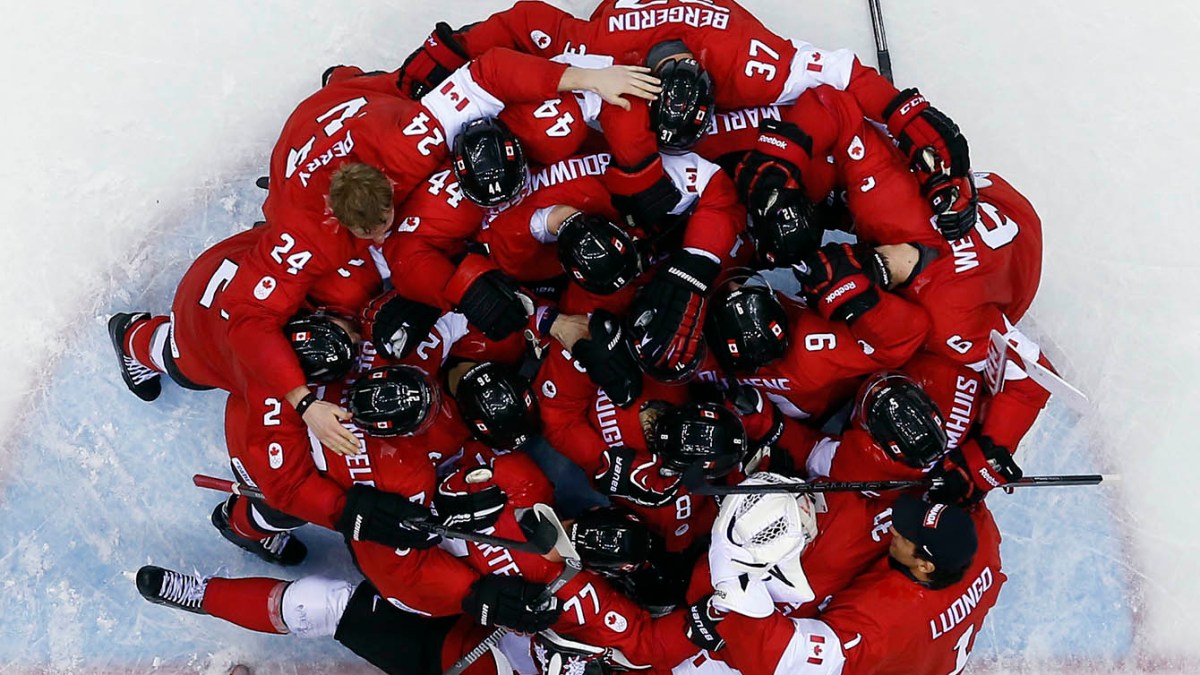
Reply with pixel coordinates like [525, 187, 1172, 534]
[285, 314, 356, 383]
[570, 507, 652, 576]
[749, 189, 824, 267]
[557, 212, 644, 295]
[653, 402, 747, 478]
[649, 57, 714, 152]
[452, 117, 528, 207]
[455, 362, 541, 449]
[347, 365, 439, 437]
[704, 283, 789, 372]
[852, 371, 948, 468]
[627, 287, 707, 384]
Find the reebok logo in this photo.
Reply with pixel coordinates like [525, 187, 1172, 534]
[978, 466, 1002, 488]
[823, 280, 858, 304]
[758, 134, 789, 150]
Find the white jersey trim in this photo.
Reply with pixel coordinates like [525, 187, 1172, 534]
[775, 41, 857, 106]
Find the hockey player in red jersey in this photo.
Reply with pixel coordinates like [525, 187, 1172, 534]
[699, 271, 929, 422]
[110, 50, 661, 456]
[700, 494, 1006, 675]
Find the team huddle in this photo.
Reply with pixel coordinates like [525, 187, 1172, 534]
[111, 1, 1053, 673]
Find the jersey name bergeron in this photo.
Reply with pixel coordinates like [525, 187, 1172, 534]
[607, 6, 730, 32]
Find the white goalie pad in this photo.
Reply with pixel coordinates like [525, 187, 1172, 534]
[280, 576, 355, 639]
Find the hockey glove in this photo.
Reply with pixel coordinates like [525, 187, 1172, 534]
[636, 250, 720, 371]
[792, 243, 882, 323]
[435, 465, 508, 531]
[734, 119, 813, 217]
[397, 22, 470, 99]
[335, 484, 439, 550]
[881, 88, 977, 238]
[361, 290, 442, 360]
[462, 575, 562, 633]
[457, 270, 533, 341]
[684, 595, 727, 652]
[571, 310, 644, 408]
[607, 155, 682, 233]
[594, 446, 680, 508]
[725, 385, 789, 475]
[927, 436, 1022, 506]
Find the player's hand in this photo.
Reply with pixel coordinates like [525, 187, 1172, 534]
[335, 484, 440, 549]
[361, 290, 441, 360]
[792, 243, 881, 323]
[398, 22, 470, 99]
[684, 595, 727, 651]
[549, 313, 589, 352]
[565, 65, 661, 110]
[635, 250, 720, 373]
[457, 270, 533, 341]
[463, 575, 562, 633]
[607, 155, 681, 232]
[436, 465, 508, 531]
[572, 310, 643, 408]
[594, 446, 680, 508]
[927, 436, 1022, 506]
[303, 401, 360, 456]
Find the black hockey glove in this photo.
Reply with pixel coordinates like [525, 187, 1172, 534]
[792, 243, 883, 323]
[881, 88, 978, 240]
[594, 446, 680, 508]
[734, 119, 813, 217]
[572, 310, 643, 408]
[361, 290, 442, 360]
[462, 575, 562, 633]
[435, 467, 507, 532]
[335, 484, 439, 550]
[635, 250, 720, 372]
[397, 22, 470, 99]
[608, 155, 682, 233]
[684, 595, 727, 651]
[457, 270, 533, 341]
[927, 436, 1022, 507]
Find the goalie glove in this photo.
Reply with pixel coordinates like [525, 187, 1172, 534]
[881, 88, 977, 240]
[335, 484, 439, 550]
[633, 250, 720, 374]
[571, 310, 643, 408]
[360, 290, 441, 360]
[594, 446, 680, 508]
[397, 22, 470, 99]
[927, 435, 1023, 506]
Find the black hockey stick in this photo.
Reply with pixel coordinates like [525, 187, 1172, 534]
[192, 474, 557, 555]
[867, 0, 894, 83]
[444, 503, 581, 675]
[681, 463, 1115, 496]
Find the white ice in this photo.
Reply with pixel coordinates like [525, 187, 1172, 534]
[0, 0, 1197, 672]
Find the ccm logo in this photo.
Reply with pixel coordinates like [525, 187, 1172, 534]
[899, 95, 928, 116]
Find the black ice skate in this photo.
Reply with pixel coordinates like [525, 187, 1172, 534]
[211, 499, 307, 566]
[136, 565, 208, 614]
[107, 312, 162, 402]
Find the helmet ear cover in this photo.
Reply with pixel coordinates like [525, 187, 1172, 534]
[649, 57, 715, 152]
[455, 362, 541, 449]
[452, 117, 528, 207]
[347, 365, 439, 437]
[285, 313, 356, 383]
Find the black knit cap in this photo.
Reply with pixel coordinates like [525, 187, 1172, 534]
[891, 493, 978, 573]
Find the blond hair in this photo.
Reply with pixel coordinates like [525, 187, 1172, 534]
[329, 163, 393, 234]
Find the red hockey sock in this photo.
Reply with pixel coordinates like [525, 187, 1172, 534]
[203, 577, 290, 634]
[125, 315, 169, 372]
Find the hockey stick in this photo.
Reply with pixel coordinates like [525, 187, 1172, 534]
[867, 0, 894, 83]
[191, 474, 557, 555]
[444, 503, 582, 675]
[681, 463, 1115, 496]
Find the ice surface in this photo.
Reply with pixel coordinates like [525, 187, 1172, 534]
[1, 0, 1197, 672]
